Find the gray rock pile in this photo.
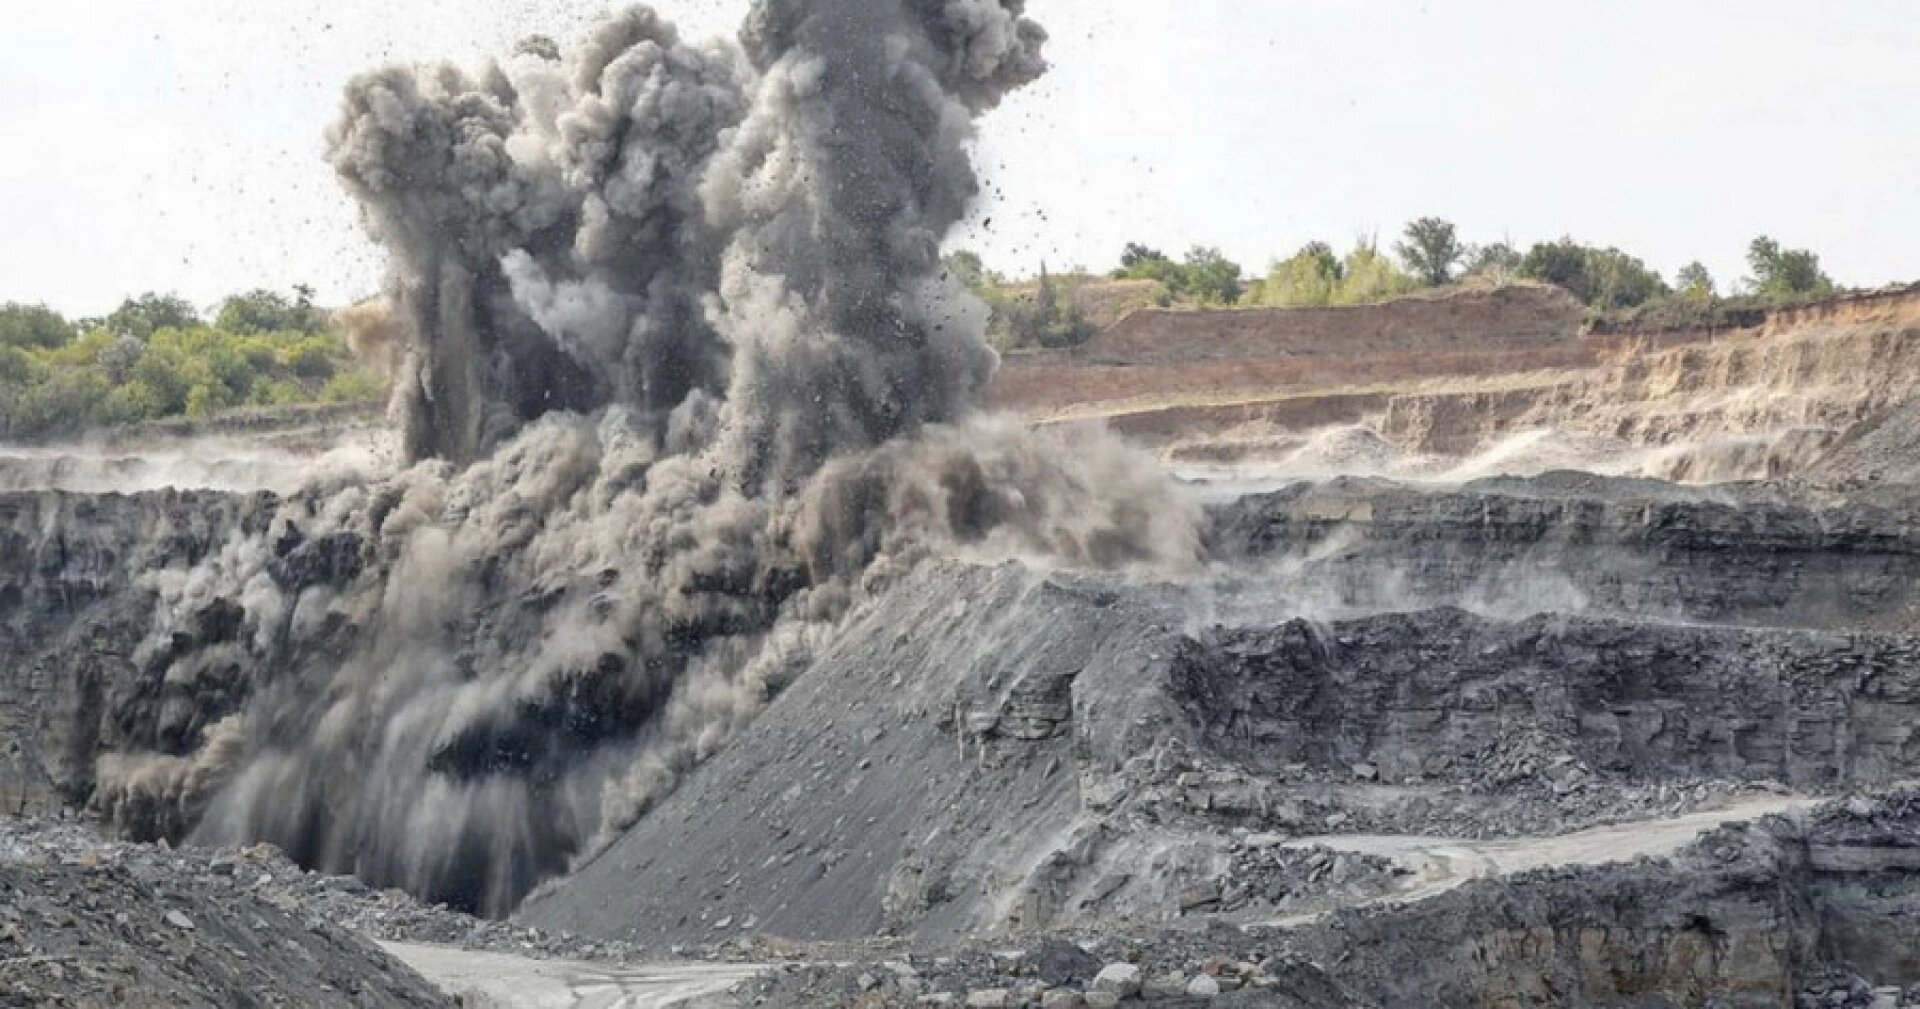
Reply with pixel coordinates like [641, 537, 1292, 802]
[0, 817, 650, 964]
[0, 817, 450, 1008]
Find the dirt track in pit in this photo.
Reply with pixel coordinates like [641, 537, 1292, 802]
[388, 797, 1823, 1006]
[1264, 794, 1824, 926]
[382, 943, 763, 1009]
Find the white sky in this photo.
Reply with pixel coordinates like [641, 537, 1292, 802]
[6, 0, 1918, 315]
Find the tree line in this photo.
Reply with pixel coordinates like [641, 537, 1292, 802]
[0, 288, 387, 442]
[949, 221, 1845, 349]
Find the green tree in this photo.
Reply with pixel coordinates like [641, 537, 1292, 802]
[96, 335, 147, 384]
[281, 336, 340, 381]
[214, 287, 325, 334]
[1005, 265, 1094, 349]
[1180, 246, 1243, 305]
[0, 290, 387, 439]
[1334, 241, 1420, 305]
[0, 345, 33, 385]
[0, 303, 75, 349]
[1745, 237, 1834, 298]
[105, 293, 201, 340]
[1585, 247, 1668, 310]
[1120, 243, 1168, 271]
[1519, 239, 1599, 303]
[1250, 242, 1343, 307]
[1115, 245, 1186, 296]
[17, 369, 111, 434]
[1519, 240, 1666, 309]
[1394, 217, 1465, 286]
[1464, 242, 1522, 277]
[103, 381, 166, 424]
[131, 350, 190, 415]
[1676, 262, 1716, 301]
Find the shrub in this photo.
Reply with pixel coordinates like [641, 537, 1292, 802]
[0, 290, 387, 440]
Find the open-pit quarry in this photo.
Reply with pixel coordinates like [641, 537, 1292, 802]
[11, 3, 1920, 1009]
[14, 275, 1920, 1007]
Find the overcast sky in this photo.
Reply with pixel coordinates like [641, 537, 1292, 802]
[7, 0, 1918, 315]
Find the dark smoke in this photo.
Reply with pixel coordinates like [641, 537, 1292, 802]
[94, 0, 1195, 917]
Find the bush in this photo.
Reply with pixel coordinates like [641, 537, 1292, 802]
[1461, 243, 1523, 282]
[0, 292, 386, 441]
[1334, 242, 1421, 305]
[104, 293, 201, 340]
[1247, 243, 1343, 308]
[1745, 237, 1834, 298]
[1245, 240, 1421, 308]
[0, 304, 76, 349]
[1520, 239, 1668, 309]
[214, 287, 327, 335]
[992, 268, 1096, 349]
[321, 369, 388, 404]
[1113, 244, 1244, 306]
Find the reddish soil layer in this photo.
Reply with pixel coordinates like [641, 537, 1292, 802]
[990, 281, 1920, 455]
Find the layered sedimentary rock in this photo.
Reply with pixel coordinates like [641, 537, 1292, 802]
[1205, 474, 1920, 629]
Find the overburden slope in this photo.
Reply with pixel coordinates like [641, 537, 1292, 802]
[523, 473, 1920, 959]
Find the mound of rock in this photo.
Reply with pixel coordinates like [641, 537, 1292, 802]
[0, 820, 449, 1008]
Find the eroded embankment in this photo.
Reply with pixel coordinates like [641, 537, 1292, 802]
[989, 282, 1592, 422]
[998, 281, 1920, 489]
[1380, 285, 1920, 466]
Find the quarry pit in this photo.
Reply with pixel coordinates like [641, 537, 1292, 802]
[9, 2, 1920, 1008]
[14, 312, 1920, 1006]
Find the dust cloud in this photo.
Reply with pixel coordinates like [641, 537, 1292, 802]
[93, 0, 1196, 916]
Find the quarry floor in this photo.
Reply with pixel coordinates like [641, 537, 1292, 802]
[381, 943, 761, 1009]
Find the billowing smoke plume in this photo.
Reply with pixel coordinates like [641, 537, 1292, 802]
[331, 0, 1042, 478]
[328, 6, 746, 464]
[93, 0, 1194, 917]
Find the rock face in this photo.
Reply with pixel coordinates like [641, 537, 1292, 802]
[1178, 609, 1920, 790]
[0, 489, 272, 815]
[1204, 474, 1920, 629]
[520, 539, 1920, 947]
[989, 282, 1590, 420]
[741, 794, 1920, 1009]
[1280, 794, 1920, 1009]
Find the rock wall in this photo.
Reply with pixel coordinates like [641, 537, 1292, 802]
[1287, 795, 1920, 1009]
[1205, 476, 1920, 630]
[0, 489, 271, 814]
[1177, 610, 1920, 790]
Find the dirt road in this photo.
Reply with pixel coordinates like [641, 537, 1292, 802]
[382, 943, 763, 1009]
[1266, 795, 1821, 925]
